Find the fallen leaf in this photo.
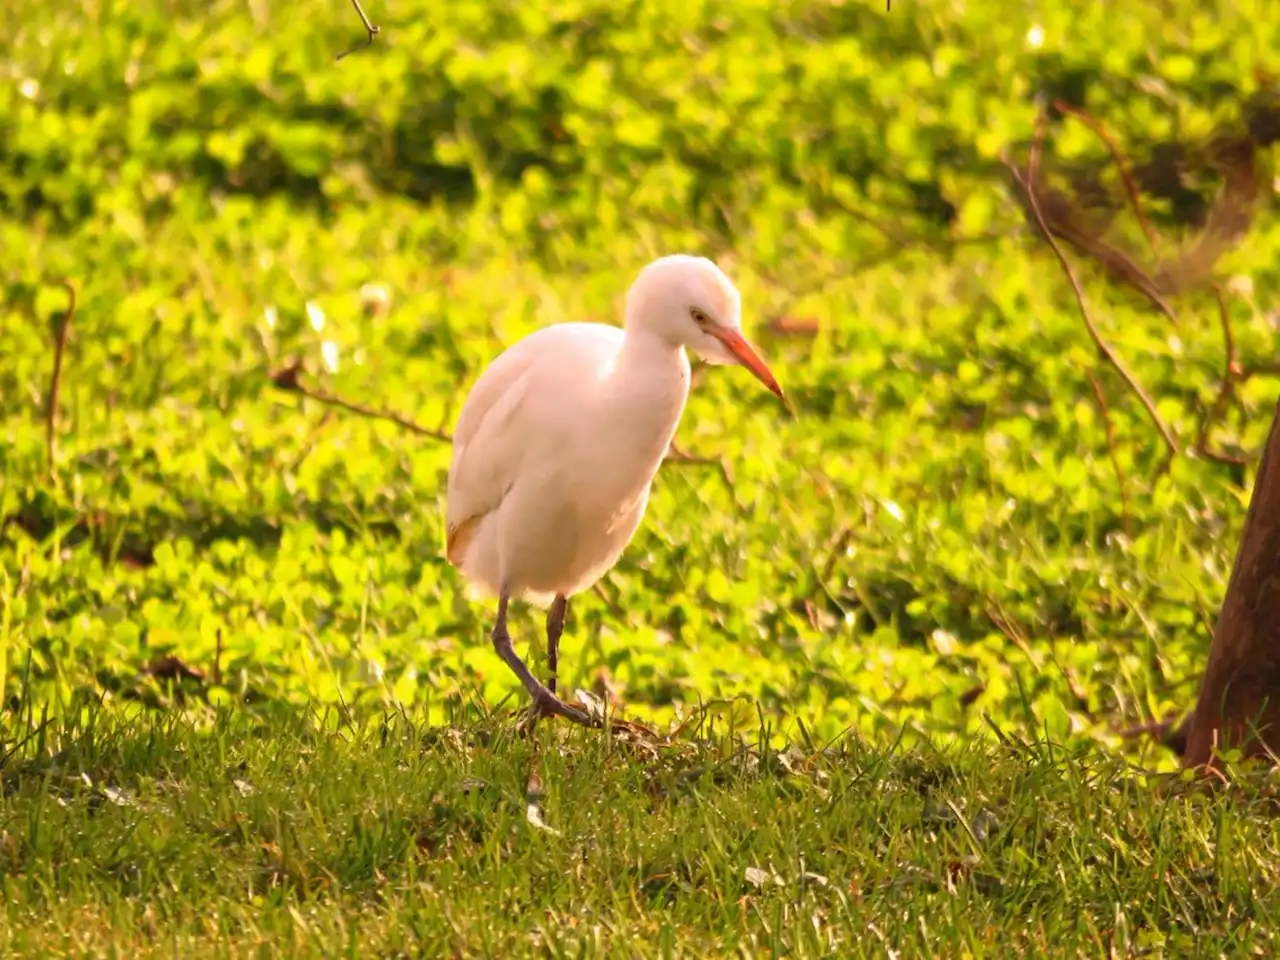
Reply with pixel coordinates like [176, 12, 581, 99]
[102, 785, 137, 808]
[744, 865, 783, 888]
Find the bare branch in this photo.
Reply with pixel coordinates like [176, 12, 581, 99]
[1117, 712, 1190, 756]
[268, 361, 741, 489]
[1086, 371, 1133, 538]
[1053, 99, 1162, 262]
[1007, 118, 1182, 329]
[591, 581, 625, 619]
[1006, 109, 1179, 459]
[1050, 100, 1183, 327]
[664, 441, 735, 494]
[46, 280, 77, 482]
[1240, 362, 1280, 382]
[336, 0, 380, 61]
[1195, 286, 1248, 467]
[269, 359, 453, 442]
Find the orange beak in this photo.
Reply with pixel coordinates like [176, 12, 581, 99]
[711, 327, 786, 403]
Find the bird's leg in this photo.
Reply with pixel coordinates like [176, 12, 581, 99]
[491, 590, 594, 727]
[545, 594, 567, 694]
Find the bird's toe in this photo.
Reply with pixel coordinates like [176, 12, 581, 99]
[534, 690, 598, 727]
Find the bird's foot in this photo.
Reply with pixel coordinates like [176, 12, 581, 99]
[530, 688, 599, 727]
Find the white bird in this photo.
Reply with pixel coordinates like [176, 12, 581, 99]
[444, 255, 785, 725]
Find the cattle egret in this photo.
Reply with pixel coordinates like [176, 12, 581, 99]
[445, 255, 785, 725]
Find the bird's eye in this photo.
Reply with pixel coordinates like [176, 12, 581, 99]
[690, 308, 710, 325]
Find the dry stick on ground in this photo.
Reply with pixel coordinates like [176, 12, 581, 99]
[1051, 100, 1182, 332]
[45, 281, 77, 482]
[983, 603, 1035, 660]
[664, 441, 735, 493]
[1086, 371, 1133, 539]
[1012, 106, 1181, 330]
[1117, 713, 1190, 755]
[1044, 107, 1274, 468]
[1006, 111, 1179, 461]
[1195, 287, 1250, 467]
[269, 359, 733, 472]
[818, 525, 854, 592]
[591, 581, 625, 619]
[1052, 100, 1163, 263]
[270, 359, 454, 443]
[336, 0, 380, 61]
[289, 408, 339, 475]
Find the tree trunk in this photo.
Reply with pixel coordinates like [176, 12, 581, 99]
[1184, 397, 1280, 768]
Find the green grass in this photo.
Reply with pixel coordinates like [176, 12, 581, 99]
[3, 0, 1280, 953]
[4, 703, 1280, 957]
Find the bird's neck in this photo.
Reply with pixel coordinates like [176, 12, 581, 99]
[613, 326, 692, 451]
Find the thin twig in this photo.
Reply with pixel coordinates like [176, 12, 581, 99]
[1240, 362, 1280, 382]
[1053, 99, 1162, 261]
[1007, 110, 1179, 459]
[336, 0, 380, 61]
[1195, 286, 1248, 467]
[269, 359, 453, 442]
[269, 361, 742, 490]
[810, 524, 852, 620]
[664, 441, 736, 494]
[46, 281, 77, 482]
[1050, 100, 1182, 329]
[818, 526, 853, 590]
[1087, 371, 1133, 538]
[984, 603, 1035, 661]
[1117, 712, 1190, 756]
[288, 408, 338, 474]
[591, 581, 625, 619]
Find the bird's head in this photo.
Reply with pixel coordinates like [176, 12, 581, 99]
[625, 255, 785, 401]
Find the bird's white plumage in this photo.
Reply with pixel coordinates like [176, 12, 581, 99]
[445, 321, 689, 603]
[445, 255, 775, 608]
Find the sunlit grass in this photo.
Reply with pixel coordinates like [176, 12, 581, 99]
[3, 704, 1279, 957]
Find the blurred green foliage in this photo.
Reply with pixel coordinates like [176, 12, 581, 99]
[1, 0, 1279, 760]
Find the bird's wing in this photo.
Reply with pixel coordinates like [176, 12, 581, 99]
[444, 351, 539, 567]
[444, 323, 624, 567]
